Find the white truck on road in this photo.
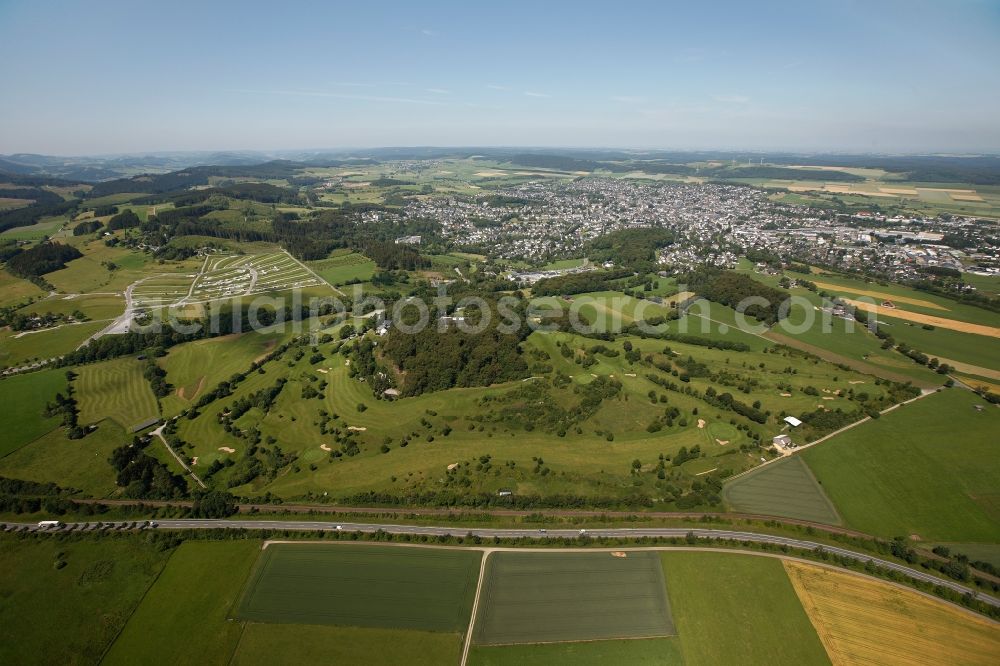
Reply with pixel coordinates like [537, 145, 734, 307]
[37, 520, 63, 529]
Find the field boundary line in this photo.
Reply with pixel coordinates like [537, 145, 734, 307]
[224, 623, 248, 666]
[96, 541, 180, 664]
[460, 550, 490, 666]
[286, 248, 346, 296]
[230, 543, 273, 622]
[0, 423, 62, 461]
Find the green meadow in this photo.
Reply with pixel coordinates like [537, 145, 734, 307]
[103, 540, 261, 666]
[0, 268, 46, 307]
[158, 330, 288, 416]
[307, 251, 376, 286]
[0, 420, 127, 496]
[803, 388, 1000, 542]
[167, 318, 892, 501]
[0, 321, 107, 368]
[0, 536, 170, 666]
[661, 551, 830, 666]
[0, 368, 67, 457]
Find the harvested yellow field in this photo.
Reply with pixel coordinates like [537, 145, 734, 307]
[952, 193, 985, 202]
[784, 561, 1000, 666]
[953, 374, 1000, 393]
[810, 282, 948, 311]
[844, 299, 1000, 338]
[878, 187, 919, 196]
[821, 184, 896, 197]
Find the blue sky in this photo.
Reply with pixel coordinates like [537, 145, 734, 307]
[1, 0, 998, 154]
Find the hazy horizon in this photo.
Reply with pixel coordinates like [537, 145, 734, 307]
[2, 0, 999, 155]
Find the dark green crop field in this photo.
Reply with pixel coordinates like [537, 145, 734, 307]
[723, 455, 841, 525]
[235, 543, 481, 631]
[472, 550, 674, 645]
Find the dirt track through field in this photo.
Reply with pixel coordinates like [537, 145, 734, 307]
[936, 358, 1000, 381]
[761, 330, 934, 386]
[844, 299, 1000, 337]
[811, 282, 947, 310]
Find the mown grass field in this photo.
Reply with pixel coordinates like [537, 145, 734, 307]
[307, 251, 376, 286]
[16, 292, 124, 321]
[0, 420, 126, 496]
[540, 257, 588, 270]
[230, 624, 462, 666]
[874, 313, 1000, 372]
[473, 550, 673, 645]
[44, 240, 170, 294]
[159, 330, 287, 416]
[103, 540, 261, 666]
[766, 290, 942, 385]
[470, 637, 683, 665]
[784, 560, 1000, 665]
[572, 290, 675, 333]
[0, 267, 46, 307]
[723, 456, 841, 524]
[76, 357, 159, 430]
[236, 543, 481, 631]
[0, 536, 170, 666]
[0, 368, 67, 457]
[0, 213, 68, 240]
[0, 321, 107, 368]
[661, 551, 830, 665]
[803, 388, 1000, 542]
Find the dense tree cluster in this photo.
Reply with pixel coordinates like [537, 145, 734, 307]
[363, 240, 429, 271]
[531, 269, 631, 297]
[72, 219, 103, 235]
[381, 302, 530, 396]
[687, 270, 789, 325]
[108, 439, 187, 499]
[106, 209, 141, 230]
[4, 242, 82, 278]
[226, 379, 287, 420]
[0, 186, 77, 233]
[585, 227, 675, 272]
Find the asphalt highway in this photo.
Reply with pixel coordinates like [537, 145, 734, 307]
[7, 518, 997, 609]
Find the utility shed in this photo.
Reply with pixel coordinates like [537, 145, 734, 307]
[772, 434, 793, 449]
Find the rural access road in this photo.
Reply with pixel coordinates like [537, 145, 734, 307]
[79, 276, 150, 347]
[149, 424, 206, 489]
[13, 518, 996, 609]
[726, 387, 936, 482]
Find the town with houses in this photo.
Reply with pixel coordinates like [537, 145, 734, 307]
[385, 177, 998, 288]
